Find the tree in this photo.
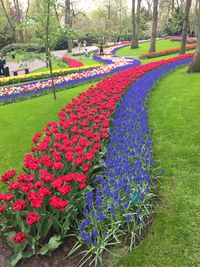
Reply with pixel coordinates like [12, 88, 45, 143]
[165, 6, 184, 35]
[149, 0, 159, 52]
[180, 0, 192, 55]
[29, 0, 59, 100]
[65, 0, 73, 52]
[89, 0, 130, 42]
[131, 0, 137, 48]
[0, 0, 16, 41]
[188, 0, 200, 72]
[0, 1, 15, 48]
[13, 0, 24, 42]
[135, 0, 142, 47]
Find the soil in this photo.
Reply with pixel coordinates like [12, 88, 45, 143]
[0, 236, 86, 267]
[0, 218, 155, 267]
[0, 237, 13, 267]
[0, 208, 157, 267]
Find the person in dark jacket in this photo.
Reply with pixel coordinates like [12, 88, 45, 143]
[0, 53, 6, 75]
[99, 43, 104, 56]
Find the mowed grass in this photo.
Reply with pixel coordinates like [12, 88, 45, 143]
[71, 55, 100, 66]
[113, 67, 200, 267]
[32, 56, 101, 73]
[116, 39, 181, 57]
[0, 83, 94, 191]
[116, 39, 195, 64]
[32, 61, 68, 73]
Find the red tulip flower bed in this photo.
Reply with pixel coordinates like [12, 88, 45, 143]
[62, 56, 84, 68]
[0, 53, 193, 265]
[140, 43, 196, 59]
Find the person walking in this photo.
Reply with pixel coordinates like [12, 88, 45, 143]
[99, 43, 104, 56]
[83, 40, 87, 47]
[0, 53, 6, 75]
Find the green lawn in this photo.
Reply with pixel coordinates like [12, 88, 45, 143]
[32, 55, 101, 73]
[0, 83, 94, 190]
[71, 55, 101, 66]
[32, 61, 68, 73]
[113, 66, 200, 267]
[115, 39, 195, 64]
[116, 39, 181, 57]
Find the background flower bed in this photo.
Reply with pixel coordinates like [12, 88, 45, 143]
[140, 44, 196, 59]
[62, 57, 84, 68]
[0, 64, 101, 87]
[0, 57, 138, 104]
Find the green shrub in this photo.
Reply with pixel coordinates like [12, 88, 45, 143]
[54, 35, 68, 50]
[2, 43, 45, 54]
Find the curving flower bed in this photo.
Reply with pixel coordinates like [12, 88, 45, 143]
[0, 64, 101, 87]
[140, 43, 196, 59]
[0, 57, 137, 103]
[0, 53, 193, 266]
[77, 54, 193, 265]
[62, 57, 84, 68]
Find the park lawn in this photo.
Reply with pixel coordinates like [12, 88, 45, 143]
[0, 82, 95, 191]
[112, 66, 200, 267]
[32, 55, 101, 73]
[116, 39, 181, 57]
[32, 61, 68, 73]
[71, 55, 101, 66]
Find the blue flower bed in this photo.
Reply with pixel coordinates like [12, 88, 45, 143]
[75, 57, 192, 264]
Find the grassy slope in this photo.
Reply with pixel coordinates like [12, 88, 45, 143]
[113, 67, 200, 267]
[115, 39, 195, 64]
[0, 83, 94, 190]
[32, 55, 100, 73]
[32, 61, 68, 73]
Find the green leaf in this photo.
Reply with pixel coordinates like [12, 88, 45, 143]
[130, 191, 139, 204]
[23, 250, 34, 259]
[16, 212, 26, 232]
[5, 231, 16, 249]
[0, 220, 7, 231]
[8, 246, 23, 267]
[38, 235, 62, 255]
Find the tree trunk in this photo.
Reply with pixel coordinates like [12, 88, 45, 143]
[135, 0, 142, 48]
[13, 0, 24, 42]
[149, 0, 158, 52]
[46, 0, 56, 100]
[68, 39, 72, 53]
[65, 0, 72, 53]
[146, 0, 152, 15]
[188, 0, 200, 72]
[194, 0, 198, 36]
[131, 0, 137, 49]
[180, 0, 192, 55]
[54, 1, 61, 30]
[24, 0, 30, 42]
[171, 0, 175, 13]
